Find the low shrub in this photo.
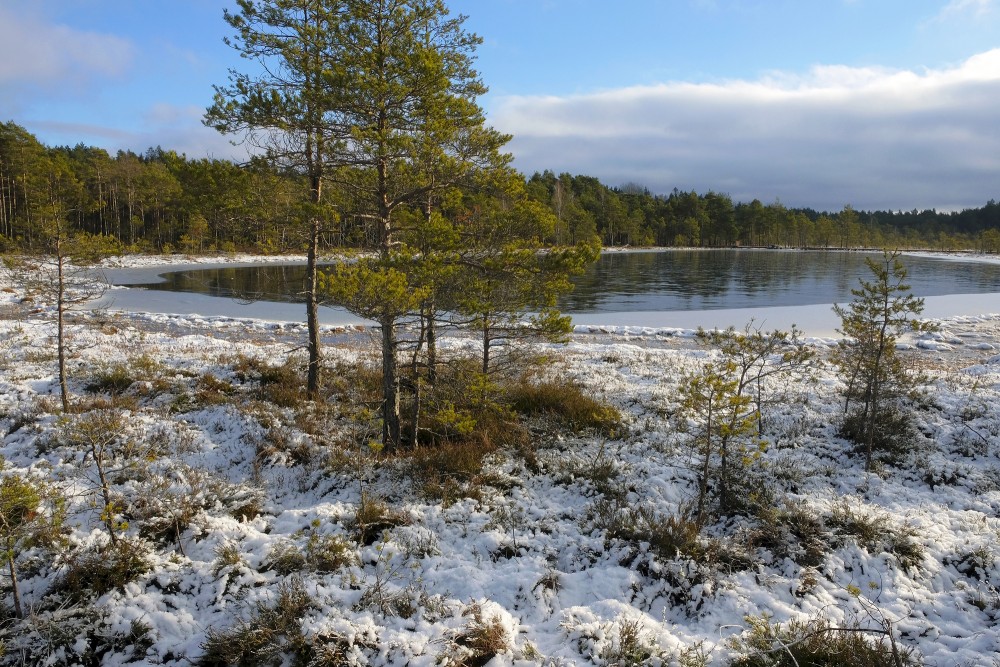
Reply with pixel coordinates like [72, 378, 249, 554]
[827, 501, 889, 545]
[591, 499, 706, 562]
[440, 602, 513, 666]
[727, 614, 922, 667]
[233, 355, 306, 407]
[199, 577, 313, 667]
[827, 501, 925, 571]
[194, 372, 237, 406]
[550, 444, 626, 500]
[566, 614, 672, 667]
[839, 404, 916, 466]
[751, 500, 831, 568]
[85, 364, 135, 395]
[507, 379, 622, 436]
[1, 608, 153, 667]
[406, 440, 497, 504]
[266, 533, 357, 575]
[52, 538, 151, 603]
[265, 541, 308, 575]
[353, 492, 410, 546]
[130, 466, 265, 546]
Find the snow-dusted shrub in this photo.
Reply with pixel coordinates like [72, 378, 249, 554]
[549, 444, 626, 500]
[265, 531, 357, 575]
[305, 532, 358, 573]
[563, 612, 673, 666]
[406, 439, 497, 504]
[0, 471, 67, 619]
[233, 354, 306, 408]
[352, 491, 409, 545]
[129, 465, 264, 547]
[265, 540, 308, 575]
[1, 607, 154, 667]
[52, 537, 152, 603]
[199, 577, 314, 666]
[726, 614, 922, 666]
[212, 540, 247, 575]
[750, 499, 830, 568]
[439, 601, 515, 666]
[950, 544, 997, 582]
[193, 371, 238, 406]
[590, 499, 704, 562]
[85, 362, 136, 395]
[507, 378, 622, 437]
[827, 501, 925, 571]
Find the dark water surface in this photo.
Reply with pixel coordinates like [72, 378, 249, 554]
[124, 250, 1000, 314]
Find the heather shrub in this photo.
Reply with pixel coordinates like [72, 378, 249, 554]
[727, 614, 921, 667]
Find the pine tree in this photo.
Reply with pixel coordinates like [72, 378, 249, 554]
[319, 0, 510, 450]
[833, 250, 932, 471]
[205, 0, 346, 399]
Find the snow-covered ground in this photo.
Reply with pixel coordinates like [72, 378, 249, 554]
[1, 253, 1000, 665]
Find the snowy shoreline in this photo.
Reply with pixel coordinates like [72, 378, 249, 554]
[1, 253, 1000, 664]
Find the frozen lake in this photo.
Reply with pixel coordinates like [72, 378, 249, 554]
[97, 250, 1000, 336]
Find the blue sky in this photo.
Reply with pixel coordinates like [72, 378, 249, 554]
[2, 0, 999, 211]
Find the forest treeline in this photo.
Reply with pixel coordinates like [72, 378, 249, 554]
[3, 120, 999, 254]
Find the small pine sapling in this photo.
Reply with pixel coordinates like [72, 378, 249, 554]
[679, 361, 762, 526]
[0, 472, 66, 619]
[832, 250, 934, 471]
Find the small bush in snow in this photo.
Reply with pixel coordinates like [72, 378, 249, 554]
[265, 530, 358, 575]
[727, 614, 922, 667]
[199, 577, 313, 667]
[439, 602, 513, 666]
[566, 614, 671, 666]
[52, 537, 152, 604]
[1, 607, 154, 667]
[590, 499, 710, 563]
[406, 440, 496, 505]
[0, 471, 67, 619]
[85, 363, 135, 395]
[212, 540, 247, 575]
[507, 378, 622, 437]
[750, 499, 831, 568]
[353, 492, 409, 546]
[827, 500, 925, 571]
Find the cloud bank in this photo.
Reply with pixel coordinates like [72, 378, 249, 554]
[490, 49, 1000, 211]
[0, 6, 134, 98]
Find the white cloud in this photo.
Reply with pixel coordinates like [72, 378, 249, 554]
[938, 0, 996, 19]
[0, 6, 134, 92]
[489, 50, 1000, 211]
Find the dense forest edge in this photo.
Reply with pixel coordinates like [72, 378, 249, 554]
[3, 121, 999, 255]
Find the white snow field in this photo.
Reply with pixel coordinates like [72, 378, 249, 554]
[1, 253, 999, 666]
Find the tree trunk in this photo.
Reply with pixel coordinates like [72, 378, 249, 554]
[56, 247, 69, 412]
[696, 400, 714, 527]
[8, 553, 22, 620]
[93, 447, 119, 546]
[381, 313, 400, 451]
[482, 320, 491, 376]
[305, 213, 321, 399]
[426, 302, 437, 386]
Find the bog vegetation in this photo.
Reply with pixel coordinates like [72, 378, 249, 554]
[2, 210, 992, 664]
